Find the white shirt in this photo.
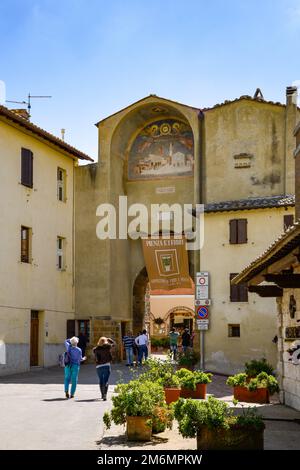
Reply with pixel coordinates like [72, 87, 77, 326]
[135, 334, 148, 346]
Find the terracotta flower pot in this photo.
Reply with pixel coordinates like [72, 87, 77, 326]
[164, 387, 181, 405]
[233, 386, 270, 404]
[197, 425, 264, 450]
[126, 416, 152, 441]
[180, 383, 206, 399]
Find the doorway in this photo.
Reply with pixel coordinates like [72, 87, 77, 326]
[30, 310, 39, 366]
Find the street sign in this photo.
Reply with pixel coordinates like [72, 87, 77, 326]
[196, 305, 209, 319]
[197, 319, 209, 330]
[196, 272, 209, 286]
[196, 285, 209, 299]
[195, 299, 211, 306]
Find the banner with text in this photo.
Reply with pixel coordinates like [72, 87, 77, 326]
[142, 237, 191, 291]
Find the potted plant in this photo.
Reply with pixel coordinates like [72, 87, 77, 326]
[159, 372, 181, 405]
[227, 372, 279, 404]
[175, 368, 212, 399]
[244, 358, 274, 377]
[152, 405, 174, 434]
[174, 396, 265, 450]
[103, 379, 165, 441]
[176, 350, 199, 371]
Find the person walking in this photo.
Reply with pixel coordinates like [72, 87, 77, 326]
[122, 330, 135, 366]
[93, 336, 115, 400]
[181, 328, 191, 353]
[169, 327, 180, 360]
[64, 336, 86, 399]
[135, 329, 148, 365]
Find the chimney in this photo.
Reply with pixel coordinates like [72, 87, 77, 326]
[284, 86, 298, 195]
[10, 108, 30, 120]
[294, 121, 300, 220]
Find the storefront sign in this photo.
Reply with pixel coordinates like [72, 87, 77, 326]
[142, 237, 191, 291]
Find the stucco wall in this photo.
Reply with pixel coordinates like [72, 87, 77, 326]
[203, 99, 298, 202]
[278, 270, 300, 410]
[201, 207, 294, 374]
[0, 119, 75, 374]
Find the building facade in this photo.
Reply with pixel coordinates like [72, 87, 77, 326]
[0, 106, 92, 375]
[75, 87, 299, 372]
[232, 119, 300, 410]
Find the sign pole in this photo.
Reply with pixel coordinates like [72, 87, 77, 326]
[200, 330, 205, 370]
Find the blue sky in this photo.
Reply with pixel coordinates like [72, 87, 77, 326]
[1, 0, 300, 160]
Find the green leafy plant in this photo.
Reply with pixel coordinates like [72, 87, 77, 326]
[151, 337, 170, 348]
[173, 396, 264, 439]
[139, 357, 176, 383]
[227, 372, 279, 395]
[226, 373, 248, 388]
[244, 358, 274, 377]
[158, 371, 181, 389]
[103, 379, 165, 429]
[177, 350, 199, 367]
[175, 368, 213, 390]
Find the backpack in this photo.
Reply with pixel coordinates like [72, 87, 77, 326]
[59, 349, 71, 367]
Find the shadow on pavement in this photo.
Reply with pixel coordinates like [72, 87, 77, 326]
[97, 435, 168, 448]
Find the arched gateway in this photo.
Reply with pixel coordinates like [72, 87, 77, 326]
[75, 96, 201, 358]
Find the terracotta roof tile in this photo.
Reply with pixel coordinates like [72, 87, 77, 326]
[0, 105, 93, 161]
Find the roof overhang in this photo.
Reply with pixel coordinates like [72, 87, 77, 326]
[232, 222, 300, 286]
[0, 105, 94, 162]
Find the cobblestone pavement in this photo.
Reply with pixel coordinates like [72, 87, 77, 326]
[1, 361, 300, 450]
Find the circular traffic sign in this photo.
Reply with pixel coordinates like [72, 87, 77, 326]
[199, 277, 206, 285]
[197, 306, 208, 319]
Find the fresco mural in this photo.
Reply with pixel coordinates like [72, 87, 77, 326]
[128, 119, 194, 180]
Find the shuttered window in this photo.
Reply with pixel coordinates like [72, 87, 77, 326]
[57, 237, 66, 270]
[229, 219, 248, 244]
[230, 273, 248, 302]
[57, 168, 66, 202]
[283, 214, 294, 231]
[21, 226, 31, 263]
[21, 148, 33, 188]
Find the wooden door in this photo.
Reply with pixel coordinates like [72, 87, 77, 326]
[30, 312, 39, 366]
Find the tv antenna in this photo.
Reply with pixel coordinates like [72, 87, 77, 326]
[6, 92, 52, 120]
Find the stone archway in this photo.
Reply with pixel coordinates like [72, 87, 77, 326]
[132, 267, 149, 335]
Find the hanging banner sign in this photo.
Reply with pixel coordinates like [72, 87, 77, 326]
[142, 237, 191, 291]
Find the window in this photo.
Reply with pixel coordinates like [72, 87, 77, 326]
[57, 168, 66, 202]
[228, 324, 240, 337]
[21, 148, 33, 188]
[230, 273, 248, 302]
[57, 237, 66, 270]
[284, 214, 294, 231]
[229, 219, 248, 244]
[21, 226, 31, 263]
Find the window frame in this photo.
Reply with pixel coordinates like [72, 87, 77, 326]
[57, 236, 66, 271]
[57, 167, 66, 202]
[229, 219, 248, 244]
[21, 148, 33, 188]
[228, 324, 241, 338]
[230, 273, 248, 302]
[21, 226, 32, 263]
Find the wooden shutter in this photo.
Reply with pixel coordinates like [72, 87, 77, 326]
[237, 219, 248, 244]
[21, 148, 33, 187]
[239, 283, 249, 302]
[229, 220, 237, 244]
[230, 273, 239, 302]
[284, 214, 294, 231]
[67, 320, 76, 338]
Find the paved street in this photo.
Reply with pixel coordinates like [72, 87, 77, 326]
[0, 362, 300, 450]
